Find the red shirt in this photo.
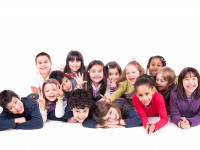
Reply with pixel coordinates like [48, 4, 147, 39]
[132, 92, 168, 131]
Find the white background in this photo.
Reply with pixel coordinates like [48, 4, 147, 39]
[0, 1, 200, 149]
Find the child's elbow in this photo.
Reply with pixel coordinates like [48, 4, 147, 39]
[55, 113, 64, 118]
[55, 111, 64, 118]
[163, 117, 169, 125]
[37, 120, 44, 129]
[137, 118, 142, 126]
[165, 117, 169, 124]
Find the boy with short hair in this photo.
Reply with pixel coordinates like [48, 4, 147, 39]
[68, 89, 92, 123]
[0, 90, 43, 131]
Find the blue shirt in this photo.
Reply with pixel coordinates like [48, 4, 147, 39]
[83, 99, 142, 128]
[0, 97, 43, 131]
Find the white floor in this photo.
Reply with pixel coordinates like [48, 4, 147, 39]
[1, 2, 200, 149]
[0, 115, 199, 150]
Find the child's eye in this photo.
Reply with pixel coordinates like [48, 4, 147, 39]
[109, 110, 112, 115]
[98, 70, 103, 73]
[192, 77, 197, 81]
[150, 63, 155, 66]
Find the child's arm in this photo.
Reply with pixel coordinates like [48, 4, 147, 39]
[73, 73, 87, 89]
[105, 79, 118, 97]
[132, 94, 149, 128]
[30, 87, 40, 94]
[0, 112, 17, 131]
[55, 84, 68, 118]
[108, 81, 127, 102]
[39, 109, 47, 124]
[170, 91, 182, 126]
[15, 100, 43, 129]
[82, 118, 98, 128]
[30, 73, 41, 93]
[121, 106, 142, 128]
[37, 91, 47, 123]
[55, 98, 67, 118]
[154, 94, 168, 131]
[104, 80, 111, 96]
[186, 112, 200, 128]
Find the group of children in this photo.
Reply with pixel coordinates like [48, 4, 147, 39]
[0, 50, 200, 135]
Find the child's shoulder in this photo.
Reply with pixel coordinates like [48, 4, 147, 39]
[21, 97, 37, 107]
[153, 92, 164, 100]
[119, 80, 128, 85]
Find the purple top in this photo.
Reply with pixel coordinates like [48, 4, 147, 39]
[110, 86, 117, 93]
[170, 90, 200, 127]
[48, 97, 68, 112]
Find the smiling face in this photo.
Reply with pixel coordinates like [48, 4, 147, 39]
[183, 72, 198, 96]
[68, 59, 81, 73]
[6, 97, 24, 114]
[102, 107, 119, 123]
[156, 73, 170, 92]
[89, 64, 104, 85]
[61, 77, 73, 92]
[136, 84, 154, 106]
[125, 65, 140, 86]
[149, 57, 163, 77]
[43, 83, 58, 101]
[36, 55, 52, 75]
[72, 107, 90, 123]
[108, 68, 120, 83]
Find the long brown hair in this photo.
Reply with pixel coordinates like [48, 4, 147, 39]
[42, 78, 60, 110]
[177, 67, 200, 99]
[92, 101, 122, 125]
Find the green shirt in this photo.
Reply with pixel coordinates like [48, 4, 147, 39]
[108, 80, 134, 102]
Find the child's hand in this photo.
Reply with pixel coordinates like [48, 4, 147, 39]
[146, 122, 155, 135]
[67, 117, 78, 123]
[110, 78, 117, 88]
[103, 124, 122, 128]
[99, 94, 110, 102]
[105, 120, 119, 125]
[101, 120, 123, 128]
[180, 117, 190, 129]
[57, 65, 64, 72]
[56, 83, 64, 100]
[73, 73, 87, 89]
[37, 91, 46, 111]
[15, 117, 26, 124]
